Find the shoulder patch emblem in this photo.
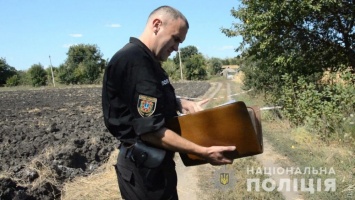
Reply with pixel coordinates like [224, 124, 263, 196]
[137, 95, 157, 117]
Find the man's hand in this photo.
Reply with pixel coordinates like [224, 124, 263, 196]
[180, 98, 209, 114]
[200, 146, 236, 165]
[141, 127, 236, 166]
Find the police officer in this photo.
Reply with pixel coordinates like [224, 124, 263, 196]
[102, 5, 236, 200]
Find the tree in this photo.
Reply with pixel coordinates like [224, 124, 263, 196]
[6, 75, 20, 87]
[58, 63, 78, 84]
[222, 0, 355, 93]
[208, 57, 223, 75]
[221, 57, 242, 66]
[184, 54, 208, 80]
[17, 70, 32, 86]
[28, 63, 47, 87]
[84, 60, 102, 83]
[58, 44, 106, 84]
[171, 45, 208, 80]
[173, 45, 199, 64]
[162, 58, 181, 80]
[0, 58, 17, 86]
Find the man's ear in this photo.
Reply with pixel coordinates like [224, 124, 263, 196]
[152, 18, 162, 34]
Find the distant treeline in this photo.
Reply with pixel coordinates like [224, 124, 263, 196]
[0, 45, 240, 87]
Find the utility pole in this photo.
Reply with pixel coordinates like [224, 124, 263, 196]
[178, 50, 183, 81]
[49, 55, 55, 87]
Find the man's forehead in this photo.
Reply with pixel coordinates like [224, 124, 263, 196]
[170, 18, 188, 41]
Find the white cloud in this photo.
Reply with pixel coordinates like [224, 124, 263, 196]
[106, 23, 121, 28]
[69, 34, 83, 38]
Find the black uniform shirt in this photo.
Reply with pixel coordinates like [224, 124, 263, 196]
[102, 37, 179, 142]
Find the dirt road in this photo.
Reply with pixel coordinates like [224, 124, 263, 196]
[175, 80, 303, 200]
[175, 82, 221, 200]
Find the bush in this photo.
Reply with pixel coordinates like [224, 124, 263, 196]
[84, 60, 102, 84]
[28, 64, 47, 87]
[0, 58, 17, 86]
[162, 59, 181, 81]
[58, 64, 77, 84]
[58, 44, 106, 85]
[207, 58, 223, 75]
[184, 54, 208, 80]
[18, 70, 33, 86]
[5, 75, 20, 87]
[279, 71, 354, 141]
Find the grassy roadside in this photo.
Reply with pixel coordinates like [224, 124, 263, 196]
[200, 78, 354, 199]
[264, 121, 354, 199]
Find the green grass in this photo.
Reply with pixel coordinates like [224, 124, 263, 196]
[199, 79, 354, 199]
[264, 120, 354, 200]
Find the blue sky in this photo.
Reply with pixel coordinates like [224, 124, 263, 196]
[0, 0, 242, 71]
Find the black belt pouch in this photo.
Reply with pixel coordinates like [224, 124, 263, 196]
[130, 140, 166, 169]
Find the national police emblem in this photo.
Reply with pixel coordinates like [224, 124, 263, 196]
[137, 95, 157, 117]
[220, 173, 229, 185]
[213, 165, 237, 190]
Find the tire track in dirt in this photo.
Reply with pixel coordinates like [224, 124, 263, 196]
[226, 82, 231, 101]
[255, 138, 303, 200]
[203, 82, 223, 108]
[175, 82, 222, 200]
[177, 80, 303, 200]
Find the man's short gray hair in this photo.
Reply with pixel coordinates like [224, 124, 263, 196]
[149, 5, 189, 29]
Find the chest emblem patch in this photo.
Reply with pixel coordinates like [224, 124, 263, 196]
[137, 95, 157, 117]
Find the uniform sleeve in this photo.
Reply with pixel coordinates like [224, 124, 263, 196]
[126, 61, 167, 136]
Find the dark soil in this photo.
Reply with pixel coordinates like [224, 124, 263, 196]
[0, 82, 210, 200]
